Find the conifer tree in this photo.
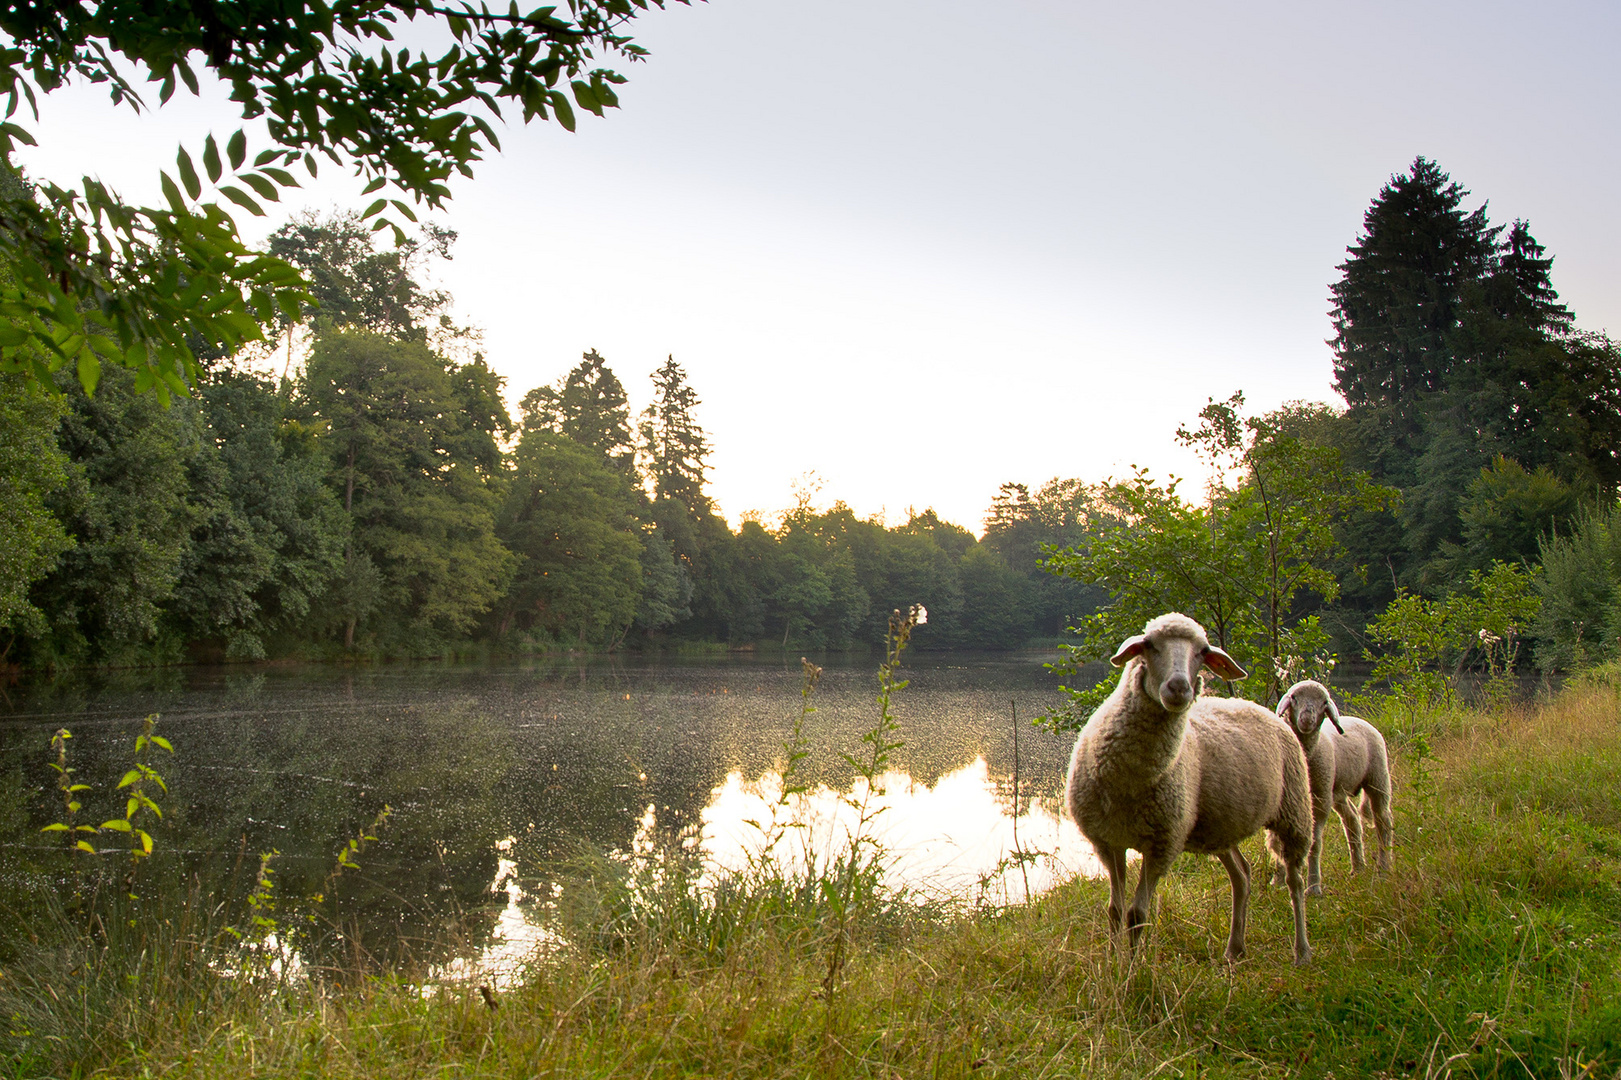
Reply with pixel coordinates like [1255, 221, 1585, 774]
[638, 356, 711, 514]
[1329, 156, 1497, 479]
[520, 350, 636, 476]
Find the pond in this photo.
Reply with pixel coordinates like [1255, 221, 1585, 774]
[0, 651, 1103, 981]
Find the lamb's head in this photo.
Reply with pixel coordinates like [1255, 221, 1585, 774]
[1110, 612, 1247, 714]
[1276, 679, 1346, 748]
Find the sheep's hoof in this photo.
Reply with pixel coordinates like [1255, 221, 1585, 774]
[1293, 948, 1312, 967]
[1306, 883, 1324, 898]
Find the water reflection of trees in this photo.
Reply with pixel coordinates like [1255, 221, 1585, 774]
[0, 654, 1069, 970]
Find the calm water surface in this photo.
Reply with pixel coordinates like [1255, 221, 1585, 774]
[0, 652, 1104, 979]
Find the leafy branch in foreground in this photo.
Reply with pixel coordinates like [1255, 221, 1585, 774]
[0, 0, 688, 394]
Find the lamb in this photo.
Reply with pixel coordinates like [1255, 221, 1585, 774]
[1065, 613, 1315, 965]
[1273, 679, 1394, 894]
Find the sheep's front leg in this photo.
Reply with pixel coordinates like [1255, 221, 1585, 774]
[1094, 841, 1130, 944]
[1307, 815, 1328, 896]
[1334, 792, 1366, 872]
[1127, 849, 1175, 954]
[1214, 846, 1251, 963]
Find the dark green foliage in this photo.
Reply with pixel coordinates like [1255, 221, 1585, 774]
[166, 371, 347, 659]
[1327, 157, 1620, 606]
[0, 373, 71, 644]
[521, 350, 637, 477]
[1330, 155, 1498, 478]
[634, 523, 692, 634]
[957, 545, 1032, 649]
[982, 479, 1110, 639]
[26, 366, 200, 665]
[301, 329, 513, 647]
[496, 430, 643, 646]
[639, 355, 711, 514]
[1533, 504, 1621, 670]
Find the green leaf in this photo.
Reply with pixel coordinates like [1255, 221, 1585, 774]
[159, 171, 189, 213]
[389, 199, 418, 222]
[41, 823, 69, 833]
[75, 840, 98, 854]
[203, 134, 223, 183]
[240, 173, 279, 200]
[0, 121, 36, 147]
[150, 735, 174, 753]
[177, 148, 202, 201]
[360, 198, 387, 219]
[227, 129, 247, 170]
[550, 90, 576, 132]
[117, 769, 141, 789]
[76, 346, 100, 395]
[219, 186, 265, 216]
[362, 176, 387, 194]
[100, 819, 132, 833]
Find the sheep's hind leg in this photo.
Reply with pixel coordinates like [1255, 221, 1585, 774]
[1365, 788, 1394, 872]
[1214, 846, 1251, 963]
[1284, 853, 1311, 966]
[1335, 792, 1365, 873]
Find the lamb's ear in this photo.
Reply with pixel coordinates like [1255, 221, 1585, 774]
[1324, 695, 1346, 735]
[1276, 687, 1296, 722]
[1202, 646, 1247, 681]
[1110, 635, 1147, 667]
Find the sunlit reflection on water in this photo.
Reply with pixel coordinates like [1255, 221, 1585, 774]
[702, 757, 1100, 905]
[440, 757, 1100, 986]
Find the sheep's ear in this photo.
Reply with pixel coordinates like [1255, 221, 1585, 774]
[1277, 688, 1296, 721]
[1110, 635, 1147, 667]
[1324, 695, 1346, 735]
[1202, 646, 1247, 681]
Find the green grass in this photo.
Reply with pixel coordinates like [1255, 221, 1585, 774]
[5, 683, 1621, 1078]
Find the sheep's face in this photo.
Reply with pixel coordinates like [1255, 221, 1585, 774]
[1277, 680, 1344, 741]
[1111, 614, 1247, 715]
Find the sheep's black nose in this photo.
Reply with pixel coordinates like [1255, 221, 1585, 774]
[1162, 675, 1193, 709]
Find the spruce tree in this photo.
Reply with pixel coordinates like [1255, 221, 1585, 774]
[1329, 156, 1497, 481]
[520, 350, 636, 476]
[638, 356, 711, 514]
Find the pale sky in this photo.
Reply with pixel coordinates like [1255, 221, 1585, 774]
[17, 1, 1621, 532]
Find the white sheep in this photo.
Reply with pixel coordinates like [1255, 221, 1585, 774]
[1065, 613, 1315, 965]
[1273, 679, 1394, 894]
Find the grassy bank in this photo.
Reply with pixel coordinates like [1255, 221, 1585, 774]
[5, 677, 1620, 1079]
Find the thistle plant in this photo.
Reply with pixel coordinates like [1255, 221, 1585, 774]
[744, 657, 819, 875]
[822, 603, 924, 1003]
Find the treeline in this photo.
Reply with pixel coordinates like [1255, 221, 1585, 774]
[0, 213, 1105, 666]
[5, 158, 1619, 671]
